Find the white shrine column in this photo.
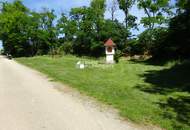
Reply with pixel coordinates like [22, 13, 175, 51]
[104, 39, 116, 64]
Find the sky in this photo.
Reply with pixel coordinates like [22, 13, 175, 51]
[0, 0, 147, 49]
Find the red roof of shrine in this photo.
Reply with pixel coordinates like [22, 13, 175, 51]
[104, 38, 116, 46]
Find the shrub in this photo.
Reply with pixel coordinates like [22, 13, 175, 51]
[114, 49, 122, 63]
[125, 39, 144, 56]
[137, 28, 168, 57]
[61, 41, 73, 55]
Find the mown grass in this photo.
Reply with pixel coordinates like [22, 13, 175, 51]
[16, 55, 190, 130]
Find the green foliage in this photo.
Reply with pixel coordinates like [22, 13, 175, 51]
[137, 0, 172, 29]
[60, 0, 107, 57]
[0, 48, 4, 55]
[132, 0, 190, 59]
[0, 0, 32, 57]
[176, 0, 190, 13]
[114, 49, 122, 63]
[61, 41, 73, 55]
[137, 28, 168, 57]
[102, 20, 129, 50]
[1, 0, 189, 60]
[0, 1, 58, 57]
[59, 0, 129, 57]
[118, 0, 135, 10]
[142, 1, 190, 59]
[0, 0, 133, 58]
[117, 0, 137, 29]
[166, 3, 190, 58]
[125, 39, 144, 55]
[57, 13, 77, 41]
[40, 9, 57, 56]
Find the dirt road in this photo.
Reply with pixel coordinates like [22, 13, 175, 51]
[0, 56, 147, 130]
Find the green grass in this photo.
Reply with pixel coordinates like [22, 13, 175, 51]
[16, 55, 190, 130]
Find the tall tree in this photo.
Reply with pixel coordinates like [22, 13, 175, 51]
[69, 6, 93, 55]
[28, 11, 50, 55]
[90, 0, 106, 40]
[40, 9, 57, 56]
[108, 0, 119, 21]
[0, 0, 32, 57]
[57, 13, 77, 41]
[166, 0, 190, 58]
[137, 0, 172, 29]
[68, 0, 107, 57]
[117, 0, 137, 29]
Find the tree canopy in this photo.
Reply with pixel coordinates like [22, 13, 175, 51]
[0, 0, 189, 59]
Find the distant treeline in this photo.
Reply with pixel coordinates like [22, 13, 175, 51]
[0, 0, 189, 59]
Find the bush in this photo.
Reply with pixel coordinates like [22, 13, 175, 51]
[125, 39, 144, 56]
[137, 28, 168, 57]
[114, 49, 122, 63]
[61, 41, 73, 55]
[0, 49, 5, 55]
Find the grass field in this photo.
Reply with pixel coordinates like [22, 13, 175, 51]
[16, 55, 190, 130]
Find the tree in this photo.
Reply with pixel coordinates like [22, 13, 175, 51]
[0, 0, 59, 57]
[67, 0, 107, 57]
[108, 0, 119, 21]
[137, 27, 168, 56]
[40, 9, 57, 56]
[69, 6, 94, 56]
[101, 19, 129, 50]
[136, 0, 190, 59]
[90, 0, 106, 40]
[117, 0, 137, 29]
[28, 11, 50, 55]
[137, 0, 172, 30]
[57, 13, 77, 41]
[0, 0, 32, 57]
[166, 0, 190, 58]
[176, 0, 190, 14]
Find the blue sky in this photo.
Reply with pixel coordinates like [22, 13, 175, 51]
[0, 0, 147, 49]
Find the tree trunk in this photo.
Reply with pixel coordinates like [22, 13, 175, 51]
[125, 0, 129, 29]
